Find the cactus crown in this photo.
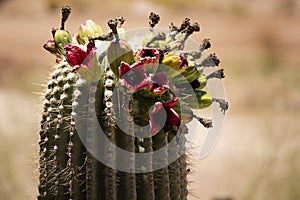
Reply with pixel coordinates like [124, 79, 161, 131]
[39, 5, 228, 200]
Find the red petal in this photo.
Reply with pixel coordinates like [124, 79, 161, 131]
[167, 108, 181, 127]
[120, 61, 148, 91]
[180, 55, 188, 68]
[86, 42, 96, 54]
[149, 102, 165, 136]
[150, 72, 168, 85]
[137, 48, 160, 61]
[119, 61, 131, 77]
[151, 85, 169, 95]
[65, 44, 88, 67]
[163, 97, 179, 109]
[43, 40, 56, 54]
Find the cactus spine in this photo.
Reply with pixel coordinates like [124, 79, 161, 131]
[39, 6, 228, 200]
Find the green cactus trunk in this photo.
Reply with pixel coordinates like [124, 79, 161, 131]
[39, 6, 228, 200]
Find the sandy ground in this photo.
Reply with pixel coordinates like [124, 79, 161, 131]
[0, 0, 300, 199]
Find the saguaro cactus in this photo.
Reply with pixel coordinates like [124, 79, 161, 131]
[39, 6, 228, 200]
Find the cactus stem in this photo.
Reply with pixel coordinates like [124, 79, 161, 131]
[206, 69, 225, 80]
[193, 114, 213, 128]
[180, 38, 210, 60]
[89, 32, 114, 44]
[197, 53, 220, 67]
[116, 16, 125, 28]
[200, 38, 211, 51]
[108, 19, 119, 41]
[182, 22, 200, 44]
[146, 32, 166, 47]
[213, 98, 229, 114]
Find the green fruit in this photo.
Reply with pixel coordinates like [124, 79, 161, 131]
[77, 19, 103, 45]
[196, 74, 207, 90]
[173, 66, 200, 83]
[185, 90, 213, 109]
[54, 30, 72, 57]
[107, 39, 134, 77]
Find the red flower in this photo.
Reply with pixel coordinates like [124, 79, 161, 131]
[119, 61, 149, 91]
[148, 72, 169, 95]
[149, 98, 181, 135]
[65, 42, 95, 69]
[135, 48, 160, 73]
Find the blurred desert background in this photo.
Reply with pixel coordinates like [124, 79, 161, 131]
[0, 0, 300, 199]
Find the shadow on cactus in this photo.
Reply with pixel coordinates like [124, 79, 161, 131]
[39, 5, 228, 200]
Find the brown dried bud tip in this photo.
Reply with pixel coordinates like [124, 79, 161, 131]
[206, 69, 225, 80]
[184, 22, 200, 37]
[193, 22, 200, 32]
[169, 22, 178, 32]
[200, 38, 211, 50]
[108, 19, 118, 36]
[149, 12, 160, 28]
[116, 16, 125, 28]
[210, 53, 220, 66]
[179, 18, 191, 32]
[61, 5, 71, 30]
[199, 53, 220, 67]
[158, 47, 171, 63]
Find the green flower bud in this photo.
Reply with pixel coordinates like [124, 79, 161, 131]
[196, 74, 207, 90]
[77, 19, 103, 45]
[180, 66, 200, 83]
[161, 53, 188, 78]
[54, 30, 72, 57]
[185, 90, 212, 109]
[107, 39, 134, 77]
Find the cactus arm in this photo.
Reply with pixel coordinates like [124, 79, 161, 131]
[38, 62, 78, 199]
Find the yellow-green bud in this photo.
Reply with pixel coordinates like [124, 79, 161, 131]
[180, 66, 200, 83]
[54, 30, 72, 56]
[186, 90, 213, 109]
[77, 20, 103, 45]
[161, 53, 188, 78]
[107, 39, 134, 77]
[196, 74, 207, 90]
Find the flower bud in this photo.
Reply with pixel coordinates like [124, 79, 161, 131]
[77, 20, 103, 45]
[185, 90, 213, 109]
[54, 30, 72, 56]
[161, 53, 188, 78]
[107, 39, 134, 77]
